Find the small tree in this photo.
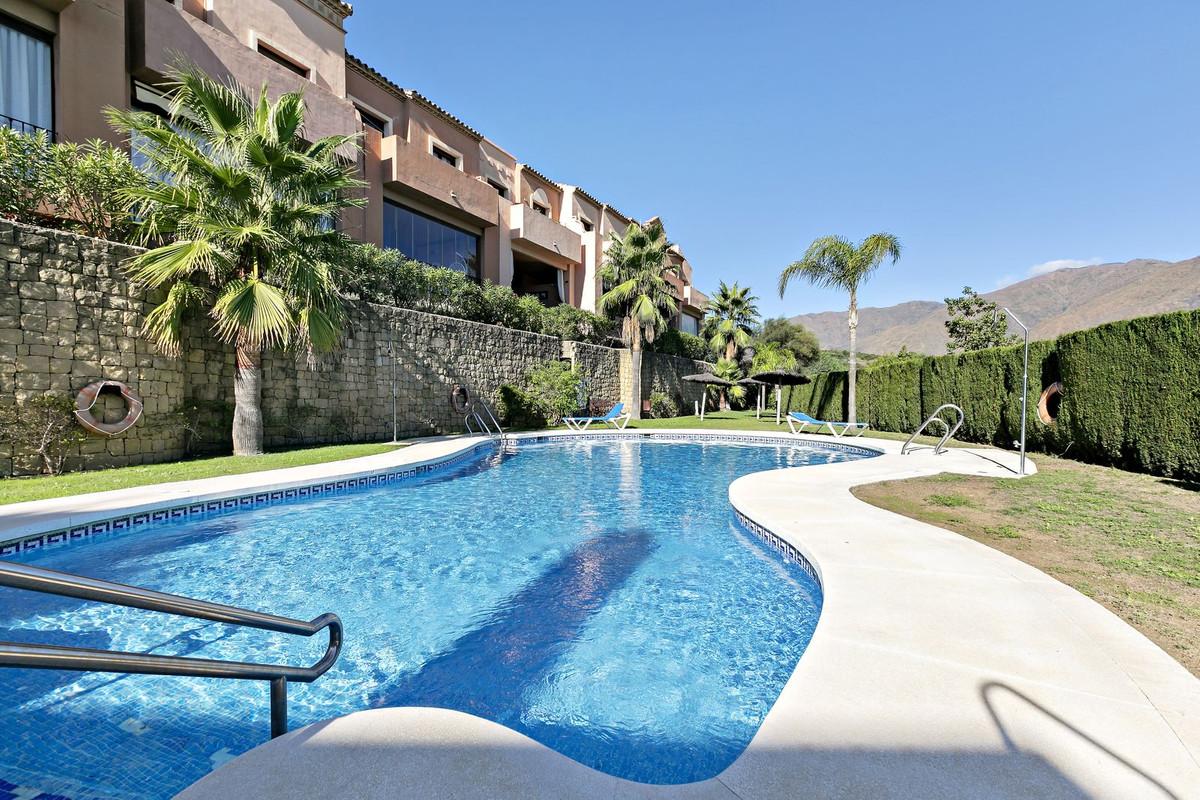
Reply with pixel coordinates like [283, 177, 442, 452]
[704, 281, 759, 361]
[708, 358, 746, 410]
[755, 317, 820, 370]
[0, 395, 89, 475]
[108, 66, 365, 455]
[598, 220, 677, 419]
[944, 286, 1019, 352]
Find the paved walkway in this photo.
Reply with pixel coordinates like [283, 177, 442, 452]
[6, 432, 1197, 798]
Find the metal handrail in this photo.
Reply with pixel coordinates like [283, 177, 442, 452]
[1, 114, 55, 140]
[902, 403, 965, 456]
[0, 561, 342, 738]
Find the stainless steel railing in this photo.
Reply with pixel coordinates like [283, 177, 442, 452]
[901, 403, 965, 456]
[0, 561, 342, 738]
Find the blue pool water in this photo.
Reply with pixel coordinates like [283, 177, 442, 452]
[0, 437, 870, 798]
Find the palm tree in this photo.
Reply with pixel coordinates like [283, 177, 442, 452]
[709, 357, 745, 411]
[108, 66, 365, 454]
[704, 281, 760, 361]
[598, 220, 678, 419]
[778, 233, 901, 423]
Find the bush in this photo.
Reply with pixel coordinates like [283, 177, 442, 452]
[791, 309, 1200, 480]
[348, 244, 616, 343]
[0, 394, 90, 475]
[496, 384, 543, 429]
[649, 391, 679, 419]
[0, 127, 145, 242]
[495, 360, 583, 428]
[654, 327, 711, 361]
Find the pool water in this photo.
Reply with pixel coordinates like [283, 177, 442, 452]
[0, 437, 869, 798]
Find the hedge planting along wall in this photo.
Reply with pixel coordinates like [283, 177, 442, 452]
[791, 309, 1200, 480]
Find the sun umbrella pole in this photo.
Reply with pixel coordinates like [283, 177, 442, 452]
[775, 385, 782, 425]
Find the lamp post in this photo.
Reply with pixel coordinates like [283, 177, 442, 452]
[997, 307, 1029, 476]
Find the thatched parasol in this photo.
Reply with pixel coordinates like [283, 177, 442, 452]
[738, 376, 769, 419]
[751, 370, 812, 424]
[682, 373, 734, 422]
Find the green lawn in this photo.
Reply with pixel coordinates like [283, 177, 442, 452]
[0, 442, 402, 506]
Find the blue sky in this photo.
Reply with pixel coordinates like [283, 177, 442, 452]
[347, 0, 1200, 317]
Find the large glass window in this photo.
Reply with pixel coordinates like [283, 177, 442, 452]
[383, 200, 480, 280]
[0, 15, 53, 133]
[680, 313, 700, 336]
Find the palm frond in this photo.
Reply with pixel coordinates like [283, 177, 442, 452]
[210, 278, 294, 350]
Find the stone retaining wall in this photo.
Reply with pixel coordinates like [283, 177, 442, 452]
[0, 221, 708, 475]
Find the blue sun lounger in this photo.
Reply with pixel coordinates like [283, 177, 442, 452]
[563, 402, 631, 431]
[787, 411, 869, 438]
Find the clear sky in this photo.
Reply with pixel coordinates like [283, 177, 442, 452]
[346, 0, 1200, 317]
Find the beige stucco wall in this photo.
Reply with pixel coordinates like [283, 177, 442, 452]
[207, 0, 347, 96]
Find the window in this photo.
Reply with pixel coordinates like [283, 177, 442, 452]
[383, 200, 480, 280]
[0, 15, 53, 134]
[531, 202, 549, 217]
[579, 217, 594, 233]
[486, 178, 509, 199]
[358, 107, 388, 136]
[680, 313, 700, 336]
[431, 142, 460, 168]
[257, 41, 310, 79]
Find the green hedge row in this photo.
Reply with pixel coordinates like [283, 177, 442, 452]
[790, 309, 1200, 479]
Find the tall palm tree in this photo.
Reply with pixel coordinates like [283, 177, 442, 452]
[599, 220, 678, 419]
[704, 280, 759, 361]
[778, 233, 901, 424]
[108, 66, 365, 455]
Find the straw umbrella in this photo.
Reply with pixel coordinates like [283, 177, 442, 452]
[739, 377, 768, 419]
[751, 370, 811, 424]
[681, 373, 735, 422]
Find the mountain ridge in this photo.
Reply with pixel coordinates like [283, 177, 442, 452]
[788, 256, 1200, 354]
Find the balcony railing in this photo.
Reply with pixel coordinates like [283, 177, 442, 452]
[1, 114, 55, 140]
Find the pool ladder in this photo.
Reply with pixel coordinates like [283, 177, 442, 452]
[0, 560, 342, 739]
[902, 403, 965, 456]
[464, 397, 506, 441]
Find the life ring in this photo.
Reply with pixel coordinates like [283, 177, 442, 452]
[450, 385, 472, 415]
[1037, 382, 1063, 425]
[74, 380, 143, 436]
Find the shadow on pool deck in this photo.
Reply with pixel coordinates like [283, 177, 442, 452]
[178, 678, 1188, 799]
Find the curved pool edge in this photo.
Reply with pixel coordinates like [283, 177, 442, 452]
[5, 431, 1198, 799]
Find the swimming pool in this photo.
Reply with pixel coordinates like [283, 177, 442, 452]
[0, 435, 873, 798]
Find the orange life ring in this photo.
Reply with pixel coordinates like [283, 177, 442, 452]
[74, 380, 143, 436]
[450, 385, 472, 415]
[1037, 382, 1063, 425]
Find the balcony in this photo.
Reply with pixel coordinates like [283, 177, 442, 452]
[1, 114, 55, 140]
[380, 136, 499, 227]
[684, 285, 709, 312]
[508, 204, 581, 266]
[128, 0, 358, 145]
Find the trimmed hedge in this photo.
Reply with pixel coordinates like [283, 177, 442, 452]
[792, 309, 1200, 479]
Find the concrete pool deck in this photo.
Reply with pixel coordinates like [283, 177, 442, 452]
[3, 431, 1197, 799]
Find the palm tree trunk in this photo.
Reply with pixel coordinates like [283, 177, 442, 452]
[847, 288, 858, 424]
[233, 345, 265, 455]
[629, 343, 643, 420]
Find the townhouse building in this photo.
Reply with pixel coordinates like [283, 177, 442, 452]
[0, 0, 707, 328]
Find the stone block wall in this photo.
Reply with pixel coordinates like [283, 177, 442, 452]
[0, 221, 709, 475]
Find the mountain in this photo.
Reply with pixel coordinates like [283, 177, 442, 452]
[789, 257, 1200, 354]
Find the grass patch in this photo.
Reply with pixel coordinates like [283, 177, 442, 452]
[853, 454, 1200, 676]
[0, 442, 403, 506]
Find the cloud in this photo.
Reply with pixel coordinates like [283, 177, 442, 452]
[994, 257, 1105, 289]
[1026, 257, 1103, 278]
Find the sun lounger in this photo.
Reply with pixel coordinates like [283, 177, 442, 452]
[786, 411, 869, 438]
[563, 402, 631, 431]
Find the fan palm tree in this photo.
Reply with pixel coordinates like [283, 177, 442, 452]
[107, 66, 365, 455]
[703, 281, 759, 361]
[778, 233, 901, 424]
[709, 357, 746, 411]
[598, 220, 678, 419]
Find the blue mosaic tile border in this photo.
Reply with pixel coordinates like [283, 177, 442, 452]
[733, 509, 822, 588]
[0, 442, 498, 558]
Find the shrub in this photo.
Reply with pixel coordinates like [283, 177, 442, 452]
[654, 327, 711, 361]
[540, 304, 612, 345]
[524, 360, 582, 425]
[791, 309, 1200, 480]
[649, 391, 679, 419]
[0, 394, 90, 475]
[496, 384, 543, 429]
[0, 128, 144, 242]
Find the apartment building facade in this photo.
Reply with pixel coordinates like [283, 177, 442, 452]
[0, 0, 708, 329]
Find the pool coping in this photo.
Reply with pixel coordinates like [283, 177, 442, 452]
[3, 431, 1198, 799]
